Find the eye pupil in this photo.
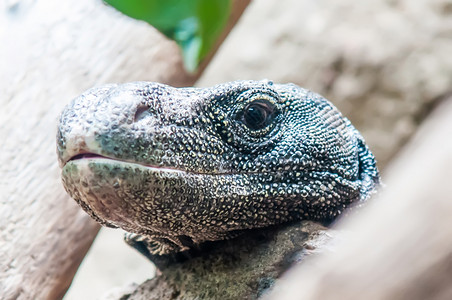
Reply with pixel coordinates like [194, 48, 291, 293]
[242, 100, 276, 130]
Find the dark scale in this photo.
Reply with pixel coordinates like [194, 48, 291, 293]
[57, 80, 380, 256]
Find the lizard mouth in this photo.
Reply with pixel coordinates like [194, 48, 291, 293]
[65, 152, 188, 174]
[67, 153, 106, 162]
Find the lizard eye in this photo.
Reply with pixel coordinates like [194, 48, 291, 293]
[242, 99, 277, 130]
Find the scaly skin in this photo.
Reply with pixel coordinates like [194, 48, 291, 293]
[57, 80, 380, 255]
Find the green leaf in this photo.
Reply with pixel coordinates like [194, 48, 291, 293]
[104, 0, 231, 72]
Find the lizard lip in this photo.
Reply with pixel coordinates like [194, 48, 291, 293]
[66, 152, 133, 165]
[64, 153, 129, 168]
[64, 153, 188, 174]
[63, 153, 237, 176]
[68, 153, 106, 162]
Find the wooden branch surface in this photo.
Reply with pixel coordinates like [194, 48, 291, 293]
[268, 97, 452, 299]
[0, 0, 248, 299]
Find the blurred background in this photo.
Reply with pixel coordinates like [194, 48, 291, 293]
[2, 0, 451, 299]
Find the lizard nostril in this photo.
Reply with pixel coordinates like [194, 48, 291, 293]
[134, 104, 150, 122]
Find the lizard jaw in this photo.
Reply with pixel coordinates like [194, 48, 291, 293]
[60, 157, 260, 247]
[61, 158, 185, 233]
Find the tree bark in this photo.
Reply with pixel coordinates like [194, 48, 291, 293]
[101, 221, 335, 300]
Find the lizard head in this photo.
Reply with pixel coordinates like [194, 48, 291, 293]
[57, 80, 380, 255]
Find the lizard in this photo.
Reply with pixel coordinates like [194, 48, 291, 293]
[57, 80, 380, 256]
